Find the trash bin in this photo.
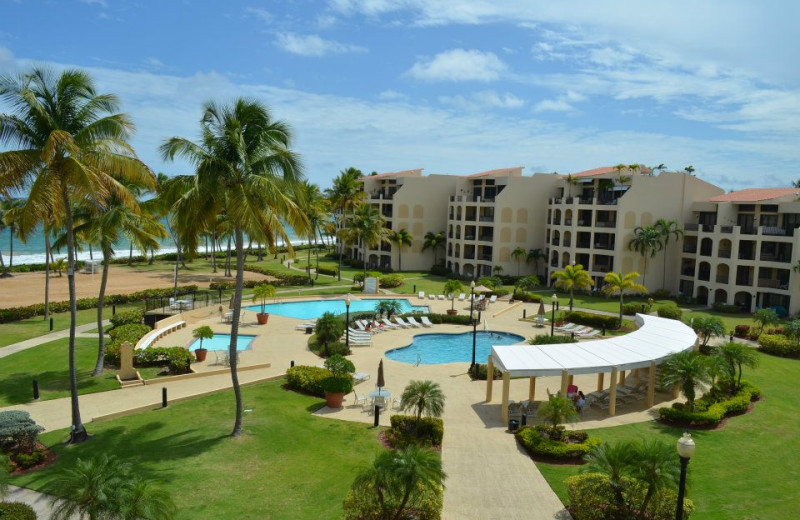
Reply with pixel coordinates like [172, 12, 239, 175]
[305, 326, 313, 334]
[508, 419, 520, 432]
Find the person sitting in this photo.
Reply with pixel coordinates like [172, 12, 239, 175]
[575, 391, 586, 412]
[566, 383, 578, 399]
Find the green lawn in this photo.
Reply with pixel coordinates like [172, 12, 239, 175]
[0, 337, 161, 407]
[535, 352, 800, 519]
[13, 380, 385, 520]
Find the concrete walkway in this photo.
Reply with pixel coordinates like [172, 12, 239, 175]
[0, 320, 110, 360]
[4, 485, 54, 519]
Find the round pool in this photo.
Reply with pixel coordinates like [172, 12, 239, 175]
[188, 334, 255, 352]
[386, 331, 525, 365]
[245, 298, 428, 320]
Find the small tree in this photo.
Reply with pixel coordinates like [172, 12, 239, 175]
[493, 265, 503, 275]
[251, 283, 276, 315]
[715, 341, 759, 393]
[660, 351, 712, 411]
[602, 271, 647, 327]
[536, 395, 579, 438]
[511, 246, 527, 275]
[375, 299, 402, 318]
[752, 308, 779, 335]
[514, 275, 540, 294]
[443, 279, 464, 311]
[192, 326, 214, 351]
[551, 264, 594, 311]
[321, 354, 356, 394]
[692, 315, 725, 349]
[400, 380, 445, 431]
[315, 312, 344, 357]
[0, 410, 44, 455]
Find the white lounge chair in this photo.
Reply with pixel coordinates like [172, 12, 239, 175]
[418, 291, 425, 299]
[406, 316, 422, 327]
[577, 329, 600, 338]
[428, 294, 435, 300]
[458, 293, 466, 301]
[437, 294, 445, 300]
[394, 316, 411, 328]
[489, 294, 498, 304]
[355, 321, 368, 332]
[353, 372, 370, 384]
[420, 316, 434, 327]
[381, 318, 399, 329]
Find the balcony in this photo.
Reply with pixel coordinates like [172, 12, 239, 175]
[551, 239, 560, 246]
[736, 278, 753, 287]
[718, 249, 731, 259]
[683, 246, 697, 253]
[716, 275, 729, 284]
[595, 221, 616, 228]
[684, 223, 699, 231]
[699, 247, 712, 257]
[564, 219, 573, 226]
[738, 251, 756, 261]
[761, 226, 788, 237]
[592, 264, 613, 272]
[681, 268, 696, 277]
[562, 240, 571, 247]
[478, 216, 494, 222]
[478, 255, 493, 261]
[594, 243, 615, 250]
[463, 253, 475, 260]
[720, 226, 733, 234]
[478, 234, 493, 242]
[579, 198, 593, 205]
[758, 278, 789, 290]
[698, 271, 711, 282]
[576, 242, 591, 249]
[464, 235, 475, 240]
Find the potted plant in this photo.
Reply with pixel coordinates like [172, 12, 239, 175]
[443, 279, 464, 315]
[251, 283, 276, 325]
[321, 354, 356, 408]
[192, 325, 214, 362]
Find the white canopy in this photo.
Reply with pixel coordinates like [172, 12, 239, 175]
[491, 314, 697, 377]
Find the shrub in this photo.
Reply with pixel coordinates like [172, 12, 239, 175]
[512, 291, 542, 303]
[429, 264, 451, 277]
[651, 289, 671, 299]
[12, 450, 46, 469]
[734, 324, 751, 338]
[467, 363, 501, 380]
[286, 365, 331, 397]
[135, 347, 193, 374]
[0, 411, 44, 454]
[386, 415, 444, 448]
[529, 334, 574, 345]
[658, 380, 761, 426]
[316, 266, 337, 277]
[320, 375, 354, 394]
[712, 302, 742, 314]
[562, 310, 619, 330]
[379, 274, 404, 288]
[242, 264, 307, 286]
[105, 324, 152, 365]
[758, 334, 799, 358]
[109, 308, 144, 328]
[418, 313, 472, 326]
[0, 502, 37, 520]
[309, 336, 350, 358]
[622, 302, 651, 315]
[656, 302, 682, 320]
[515, 426, 601, 461]
[343, 482, 443, 520]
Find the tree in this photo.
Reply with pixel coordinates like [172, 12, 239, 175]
[602, 271, 647, 327]
[653, 163, 667, 175]
[551, 263, 594, 311]
[715, 342, 759, 393]
[400, 380, 445, 430]
[511, 246, 527, 275]
[375, 299, 403, 318]
[654, 218, 683, 290]
[388, 228, 413, 272]
[443, 279, 464, 311]
[514, 275, 540, 294]
[161, 98, 304, 437]
[326, 168, 365, 280]
[793, 179, 800, 188]
[628, 226, 663, 286]
[536, 394, 578, 433]
[660, 351, 712, 411]
[1, 67, 155, 443]
[192, 325, 214, 351]
[684, 165, 695, 175]
[0, 197, 25, 275]
[421, 231, 445, 267]
[785, 319, 800, 341]
[564, 173, 579, 197]
[526, 248, 545, 277]
[752, 308, 779, 335]
[341, 204, 389, 281]
[629, 439, 680, 518]
[493, 265, 503, 275]
[251, 283, 276, 315]
[692, 315, 725, 349]
[581, 441, 634, 512]
[315, 311, 344, 357]
[348, 446, 445, 520]
[295, 181, 328, 281]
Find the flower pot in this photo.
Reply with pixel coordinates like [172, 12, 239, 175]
[195, 348, 208, 362]
[446, 309, 458, 315]
[257, 313, 269, 325]
[324, 391, 345, 409]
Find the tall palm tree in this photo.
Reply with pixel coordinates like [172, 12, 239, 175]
[511, 246, 527, 276]
[526, 248, 545, 277]
[0, 67, 154, 443]
[326, 167, 365, 280]
[0, 197, 25, 271]
[628, 226, 663, 286]
[341, 203, 388, 281]
[654, 218, 683, 290]
[421, 230, 445, 268]
[295, 181, 328, 279]
[715, 341, 759, 393]
[161, 98, 304, 437]
[551, 263, 594, 311]
[660, 350, 712, 411]
[388, 228, 413, 272]
[602, 271, 647, 327]
[400, 380, 445, 430]
[563, 173, 579, 198]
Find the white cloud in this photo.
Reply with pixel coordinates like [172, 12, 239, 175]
[532, 98, 573, 113]
[441, 90, 524, 110]
[407, 49, 506, 82]
[274, 32, 367, 57]
[317, 14, 337, 28]
[0, 46, 14, 67]
[80, 0, 108, 7]
[245, 7, 272, 24]
[144, 57, 165, 69]
[378, 90, 407, 100]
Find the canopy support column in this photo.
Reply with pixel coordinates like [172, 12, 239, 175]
[528, 377, 536, 402]
[597, 372, 604, 392]
[619, 370, 626, 386]
[609, 366, 618, 416]
[646, 361, 656, 408]
[560, 370, 569, 397]
[501, 372, 511, 423]
[486, 355, 494, 402]
[568, 374, 574, 386]
[633, 368, 640, 382]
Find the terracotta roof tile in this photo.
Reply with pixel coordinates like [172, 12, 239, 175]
[358, 169, 423, 181]
[466, 167, 523, 178]
[709, 188, 800, 203]
[571, 165, 653, 178]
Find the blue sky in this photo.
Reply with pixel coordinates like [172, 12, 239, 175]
[1, 0, 798, 191]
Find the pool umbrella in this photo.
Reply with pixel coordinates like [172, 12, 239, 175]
[537, 302, 546, 325]
[472, 284, 492, 294]
[376, 359, 385, 395]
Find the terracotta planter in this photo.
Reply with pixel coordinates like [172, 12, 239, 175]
[195, 348, 208, 362]
[324, 391, 345, 409]
[446, 309, 458, 316]
[257, 313, 269, 325]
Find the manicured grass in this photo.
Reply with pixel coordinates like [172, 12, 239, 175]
[0, 337, 161, 407]
[13, 380, 385, 520]
[535, 352, 800, 519]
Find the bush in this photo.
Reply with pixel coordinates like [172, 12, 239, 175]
[105, 324, 152, 365]
[656, 302, 682, 320]
[12, 450, 46, 469]
[418, 313, 472, 326]
[758, 333, 799, 358]
[0, 502, 38, 520]
[135, 347, 193, 374]
[515, 425, 601, 461]
[320, 375, 354, 394]
[529, 334, 574, 345]
[562, 310, 619, 330]
[379, 274, 404, 288]
[658, 380, 761, 426]
[512, 291, 542, 303]
[386, 415, 444, 448]
[651, 289, 671, 299]
[343, 482, 443, 520]
[309, 337, 350, 358]
[242, 264, 307, 286]
[712, 302, 742, 314]
[286, 365, 330, 397]
[316, 266, 337, 277]
[468, 363, 501, 380]
[0, 411, 44, 454]
[109, 308, 144, 328]
[622, 302, 650, 315]
[734, 324, 750, 338]
[429, 264, 451, 277]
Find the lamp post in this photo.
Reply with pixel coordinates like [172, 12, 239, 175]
[551, 293, 557, 336]
[345, 294, 352, 349]
[675, 432, 696, 520]
[469, 281, 476, 372]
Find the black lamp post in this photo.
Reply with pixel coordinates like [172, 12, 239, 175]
[469, 281, 476, 372]
[550, 293, 557, 336]
[675, 432, 696, 520]
[345, 294, 352, 349]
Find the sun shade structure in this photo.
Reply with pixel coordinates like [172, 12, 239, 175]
[487, 314, 698, 419]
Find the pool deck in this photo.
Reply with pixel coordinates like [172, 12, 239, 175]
[4, 294, 683, 520]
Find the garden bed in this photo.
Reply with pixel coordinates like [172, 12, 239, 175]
[515, 425, 601, 463]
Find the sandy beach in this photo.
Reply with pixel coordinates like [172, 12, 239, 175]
[0, 265, 274, 308]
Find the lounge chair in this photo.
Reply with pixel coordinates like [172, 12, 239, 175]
[420, 316, 434, 327]
[437, 294, 445, 300]
[458, 293, 466, 301]
[295, 322, 316, 331]
[392, 397, 403, 410]
[577, 329, 600, 338]
[489, 294, 498, 304]
[428, 294, 435, 300]
[418, 291, 425, 299]
[381, 318, 399, 329]
[406, 316, 422, 327]
[555, 322, 578, 331]
[394, 316, 412, 328]
[355, 321, 368, 332]
[353, 372, 370, 384]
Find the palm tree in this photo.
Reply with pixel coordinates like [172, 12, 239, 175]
[514, 275, 540, 295]
[653, 163, 667, 175]
[341, 204, 388, 281]
[602, 271, 647, 327]
[421, 231, 445, 268]
[376, 299, 403, 318]
[536, 394, 578, 433]
[654, 218, 683, 290]
[660, 350, 712, 411]
[629, 439, 680, 518]
[511, 246, 527, 275]
[581, 441, 634, 512]
[388, 228, 413, 272]
[295, 181, 328, 279]
[551, 263, 594, 311]
[0, 197, 25, 272]
[400, 380, 445, 430]
[443, 279, 463, 311]
[684, 165, 695, 175]
[692, 315, 725, 349]
[350, 446, 445, 520]
[326, 167, 365, 280]
[715, 341, 759, 393]
[563, 173, 579, 198]
[628, 226, 663, 286]
[161, 98, 304, 437]
[0, 67, 154, 443]
[120, 479, 176, 520]
[192, 325, 214, 351]
[752, 308, 779, 335]
[526, 248, 545, 277]
[315, 311, 343, 357]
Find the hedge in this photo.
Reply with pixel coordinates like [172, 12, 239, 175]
[758, 333, 799, 358]
[378, 273, 404, 288]
[658, 380, 761, 426]
[529, 334, 574, 345]
[418, 313, 472, 326]
[0, 502, 37, 520]
[712, 302, 743, 314]
[562, 310, 619, 330]
[242, 264, 308, 286]
[209, 278, 279, 291]
[622, 302, 650, 315]
[468, 363, 501, 380]
[656, 302, 682, 320]
[386, 415, 444, 448]
[511, 291, 542, 303]
[734, 324, 750, 338]
[515, 425, 602, 461]
[286, 365, 331, 397]
[343, 480, 443, 520]
[109, 308, 144, 328]
[316, 266, 337, 277]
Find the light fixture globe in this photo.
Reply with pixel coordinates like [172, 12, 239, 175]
[345, 294, 352, 308]
[470, 280, 476, 289]
[677, 432, 696, 459]
[551, 293, 558, 304]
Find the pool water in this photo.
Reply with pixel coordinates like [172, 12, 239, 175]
[386, 331, 525, 365]
[245, 298, 429, 320]
[188, 334, 255, 352]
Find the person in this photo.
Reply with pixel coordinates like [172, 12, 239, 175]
[576, 391, 586, 412]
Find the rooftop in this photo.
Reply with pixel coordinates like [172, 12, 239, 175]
[709, 187, 800, 203]
[571, 165, 653, 178]
[466, 166, 524, 178]
[359, 168, 423, 181]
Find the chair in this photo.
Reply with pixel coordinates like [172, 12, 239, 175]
[428, 294, 435, 300]
[458, 293, 466, 301]
[373, 395, 387, 409]
[392, 397, 403, 410]
[351, 390, 367, 409]
[353, 372, 370, 385]
[355, 321, 368, 332]
[394, 316, 411, 328]
[420, 316, 434, 327]
[418, 291, 425, 299]
[406, 316, 422, 327]
[381, 318, 399, 329]
[489, 294, 498, 304]
[437, 294, 445, 300]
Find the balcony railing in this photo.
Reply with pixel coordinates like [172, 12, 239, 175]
[698, 272, 711, 282]
[684, 223, 699, 231]
[699, 248, 713, 256]
[592, 265, 612, 272]
[738, 252, 755, 260]
[718, 249, 731, 258]
[736, 278, 753, 286]
[562, 240, 571, 247]
[758, 279, 788, 289]
[681, 269, 695, 276]
[464, 235, 475, 240]
[551, 239, 560, 246]
[478, 216, 494, 222]
[683, 246, 697, 253]
[576, 242, 591, 249]
[594, 243, 615, 250]
[478, 255, 493, 261]
[579, 198, 593, 205]
[721, 226, 733, 234]
[595, 221, 617, 228]
[478, 235, 493, 242]
[716, 275, 729, 283]
[463, 253, 475, 260]
[564, 219, 572, 226]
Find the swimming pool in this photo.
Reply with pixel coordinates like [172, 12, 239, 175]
[188, 334, 255, 352]
[386, 331, 525, 365]
[244, 298, 429, 320]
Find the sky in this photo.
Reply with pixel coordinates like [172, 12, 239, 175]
[1, 0, 798, 191]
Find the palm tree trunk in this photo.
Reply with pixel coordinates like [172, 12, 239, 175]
[306, 239, 312, 282]
[128, 242, 133, 265]
[619, 292, 624, 328]
[211, 231, 217, 273]
[92, 247, 111, 376]
[399, 246, 402, 272]
[337, 234, 343, 281]
[173, 236, 180, 297]
[0, 248, 8, 277]
[257, 242, 263, 262]
[89, 244, 93, 261]
[314, 232, 320, 279]
[9, 225, 13, 267]
[44, 230, 51, 320]
[363, 242, 368, 282]
[225, 235, 232, 277]
[61, 186, 88, 443]
[230, 226, 245, 437]
[662, 247, 668, 290]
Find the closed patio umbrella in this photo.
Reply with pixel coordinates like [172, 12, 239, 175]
[537, 302, 546, 326]
[376, 359, 385, 395]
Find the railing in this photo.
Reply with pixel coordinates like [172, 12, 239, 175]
[597, 197, 618, 205]
[699, 248, 713, 256]
[594, 243, 615, 250]
[592, 265, 612, 272]
[562, 240, 571, 247]
[478, 216, 494, 222]
[716, 275, 729, 284]
[552, 219, 561, 225]
[738, 252, 755, 260]
[595, 221, 617, 228]
[698, 271, 711, 282]
[464, 235, 475, 240]
[758, 279, 782, 289]
[736, 278, 753, 287]
[720, 226, 733, 234]
[463, 253, 475, 260]
[701, 224, 714, 232]
[683, 246, 697, 253]
[681, 269, 695, 277]
[761, 226, 787, 236]
[551, 239, 560, 246]
[576, 242, 591, 249]
[564, 219, 572, 226]
[478, 255, 493, 261]
[684, 223, 699, 231]
[718, 249, 731, 258]
[478, 235, 493, 242]
[579, 198, 593, 204]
